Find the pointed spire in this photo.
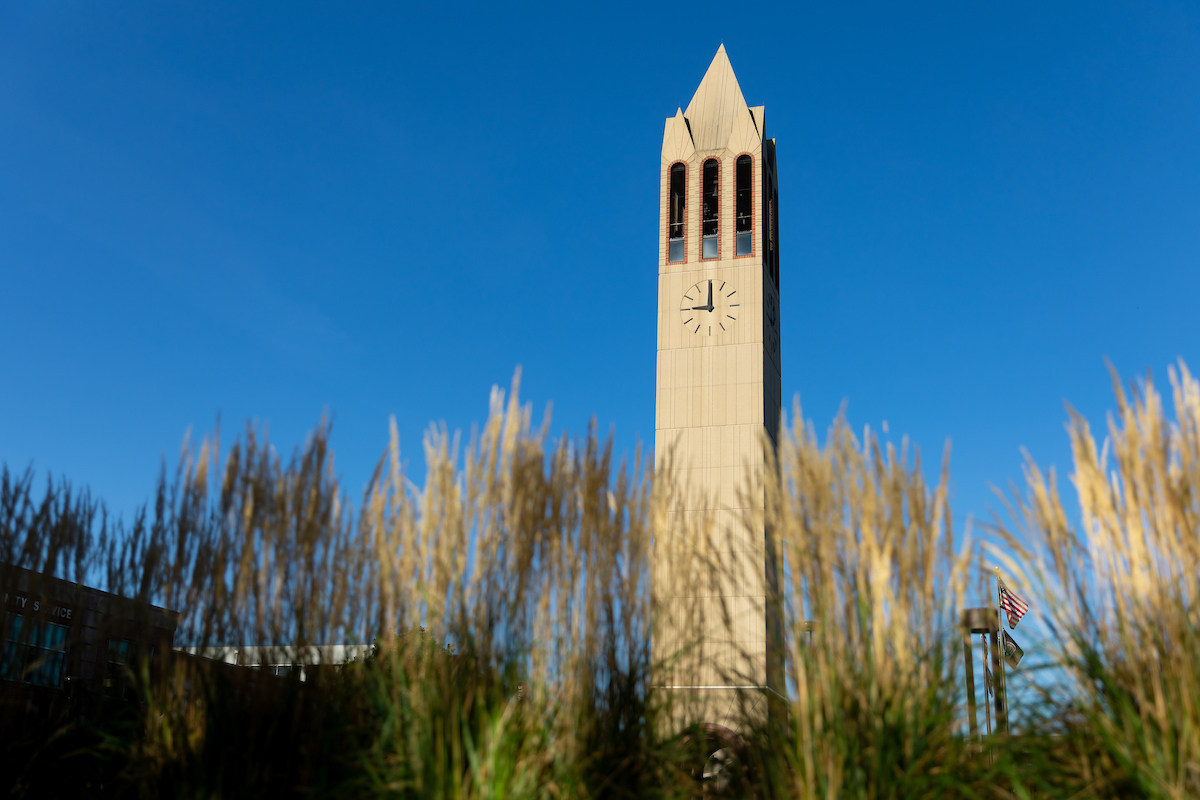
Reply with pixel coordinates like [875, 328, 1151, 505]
[683, 45, 750, 153]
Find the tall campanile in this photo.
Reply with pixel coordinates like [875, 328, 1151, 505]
[654, 46, 782, 730]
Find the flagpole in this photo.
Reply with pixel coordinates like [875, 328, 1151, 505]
[981, 632, 992, 739]
[963, 625, 978, 742]
[995, 568, 1009, 734]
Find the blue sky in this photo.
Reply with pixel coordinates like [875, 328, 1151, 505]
[2, 2, 1198, 586]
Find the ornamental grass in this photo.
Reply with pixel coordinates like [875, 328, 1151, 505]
[996, 362, 1200, 799]
[2, 365, 1200, 798]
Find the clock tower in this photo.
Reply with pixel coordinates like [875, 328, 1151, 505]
[653, 46, 782, 733]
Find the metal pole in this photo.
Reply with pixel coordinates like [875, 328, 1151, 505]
[994, 571, 1008, 734]
[1000, 627, 1011, 733]
[963, 629, 978, 741]
[981, 633, 992, 738]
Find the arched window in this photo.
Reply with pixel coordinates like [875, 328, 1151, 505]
[701, 159, 719, 259]
[735, 155, 752, 256]
[668, 163, 686, 263]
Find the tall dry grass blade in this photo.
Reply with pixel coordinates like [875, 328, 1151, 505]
[996, 361, 1200, 799]
[765, 403, 973, 799]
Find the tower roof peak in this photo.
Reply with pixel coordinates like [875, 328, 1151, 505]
[684, 46, 749, 153]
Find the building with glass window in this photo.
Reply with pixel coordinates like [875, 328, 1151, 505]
[178, 644, 371, 681]
[1, 565, 178, 711]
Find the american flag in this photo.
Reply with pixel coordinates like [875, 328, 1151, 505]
[998, 579, 1029, 629]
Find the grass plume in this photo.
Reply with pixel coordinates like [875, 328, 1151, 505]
[5, 364, 1200, 798]
[996, 362, 1200, 798]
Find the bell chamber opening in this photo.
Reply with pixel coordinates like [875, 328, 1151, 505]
[668, 163, 686, 263]
[736, 155, 752, 256]
[701, 159, 719, 259]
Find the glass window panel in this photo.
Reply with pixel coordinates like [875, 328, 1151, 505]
[1, 641, 20, 681]
[669, 239, 685, 263]
[703, 235, 718, 260]
[28, 652, 63, 687]
[108, 638, 130, 664]
[35, 622, 67, 650]
[46, 623, 67, 651]
[6, 613, 22, 641]
[736, 233, 752, 256]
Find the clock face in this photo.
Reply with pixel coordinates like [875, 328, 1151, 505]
[680, 279, 739, 336]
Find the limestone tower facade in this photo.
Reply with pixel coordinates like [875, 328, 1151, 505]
[653, 46, 782, 730]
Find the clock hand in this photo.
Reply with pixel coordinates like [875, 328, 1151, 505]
[688, 282, 717, 311]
